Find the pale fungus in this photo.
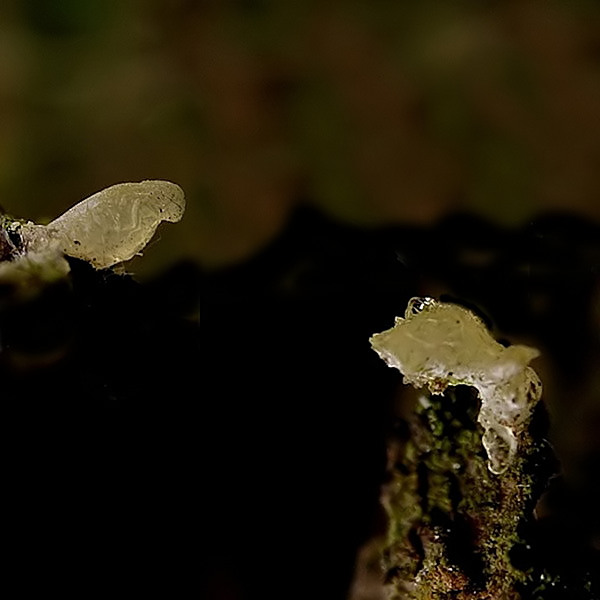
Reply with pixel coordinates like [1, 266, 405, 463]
[370, 297, 542, 474]
[19, 180, 185, 270]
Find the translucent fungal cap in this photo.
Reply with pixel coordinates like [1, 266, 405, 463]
[370, 297, 542, 474]
[22, 180, 185, 270]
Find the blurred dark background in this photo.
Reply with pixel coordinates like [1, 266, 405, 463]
[1, 0, 600, 272]
[1, 2, 599, 599]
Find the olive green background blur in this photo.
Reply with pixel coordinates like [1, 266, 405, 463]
[1, 0, 599, 274]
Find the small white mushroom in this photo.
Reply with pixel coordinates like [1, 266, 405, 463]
[22, 180, 185, 270]
[370, 297, 542, 474]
